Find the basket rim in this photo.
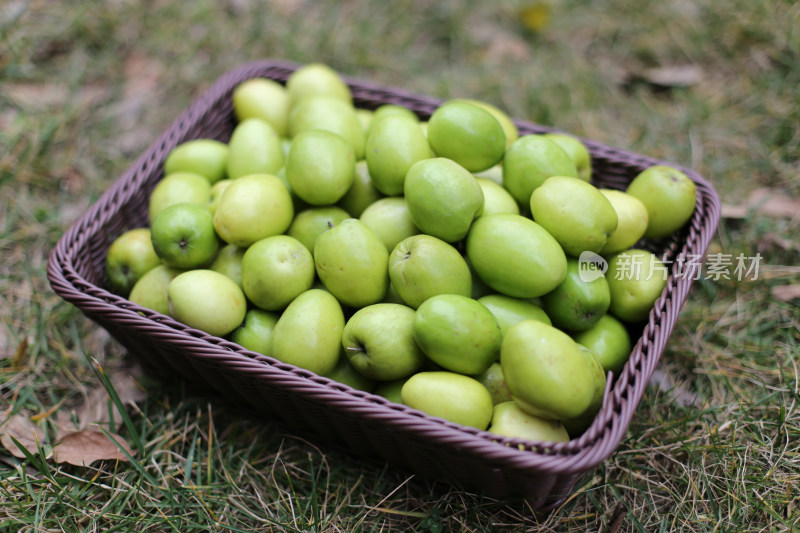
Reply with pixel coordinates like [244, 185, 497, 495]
[47, 58, 721, 477]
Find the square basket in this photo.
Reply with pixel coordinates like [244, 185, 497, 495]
[47, 59, 721, 510]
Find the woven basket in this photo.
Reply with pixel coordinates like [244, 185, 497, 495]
[47, 59, 721, 510]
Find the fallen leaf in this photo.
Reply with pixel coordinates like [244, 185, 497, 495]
[122, 51, 164, 102]
[771, 285, 800, 303]
[722, 188, 800, 219]
[470, 19, 531, 64]
[269, 0, 303, 16]
[649, 368, 701, 408]
[53, 430, 134, 466]
[5, 83, 69, 108]
[623, 64, 703, 92]
[0, 325, 8, 359]
[757, 233, 800, 253]
[4, 82, 107, 110]
[518, 1, 552, 32]
[55, 410, 79, 442]
[82, 327, 112, 361]
[77, 372, 147, 431]
[12, 336, 28, 367]
[639, 65, 703, 88]
[0, 414, 48, 458]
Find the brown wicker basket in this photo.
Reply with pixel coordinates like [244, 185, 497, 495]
[47, 59, 721, 510]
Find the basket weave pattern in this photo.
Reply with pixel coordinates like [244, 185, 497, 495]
[47, 59, 721, 508]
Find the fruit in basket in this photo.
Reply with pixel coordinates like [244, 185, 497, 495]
[286, 130, 356, 205]
[273, 167, 308, 213]
[476, 294, 550, 337]
[502, 134, 578, 207]
[426, 100, 506, 172]
[231, 308, 279, 356]
[150, 203, 219, 269]
[501, 319, 595, 420]
[105, 228, 162, 296]
[572, 314, 632, 375]
[128, 264, 184, 315]
[213, 173, 294, 247]
[401, 371, 494, 430]
[288, 96, 365, 160]
[342, 303, 425, 380]
[412, 294, 501, 375]
[542, 133, 592, 182]
[148, 171, 211, 224]
[606, 249, 668, 322]
[241, 235, 315, 311]
[468, 259, 494, 300]
[598, 189, 649, 255]
[167, 269, 247, 338]
[359, 197, 420, 253]
[226, 118, 284, 179]
[452, 99, 518, 150]
[325, 355, 377, 392]
[337, 160, 383, 218]
[474, 362, 513, 404]
[164, 139, 229, 184]
[388, 234, 472, 309]
[466, 213, 567, 299]
[541, 257, 610, 332]
[85, 62, 718, 457]
[475, 178, 520, 216]
[314, 219, 389, 308]
[270, 289, 345, 375]
[473, 163, 503, 185]
[374, 378, 408, 404]
[356, 108, 374, 138]
[626, 164, 697, 238]
[209, 243, 245, 288]
[530, 175, 618, 257]
[488, 401, 569, 442]
[562, 346, 607, 437]
[287, 206, 351, 255]
[365, 113, 432, 195]
[404, 158, 484, 243]
[232, 78, 290, 137]
[285, 62, 352, 108]
[206, 179, 232, 217]
[372, 104, 420, 124]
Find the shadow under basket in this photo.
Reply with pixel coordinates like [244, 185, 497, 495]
[47, 59, 721, 511]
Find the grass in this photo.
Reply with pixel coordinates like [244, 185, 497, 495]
[1, 0, 799, 530]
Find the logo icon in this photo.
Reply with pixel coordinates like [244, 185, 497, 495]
[578, 251, 608, 282]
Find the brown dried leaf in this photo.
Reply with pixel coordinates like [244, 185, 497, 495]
[649, 368, 701, 408]
[771, 285, 800, 303]
[12, 336, 28, 367]
[639, 65, 703, 88]
[0, 414, 48, 458]
[470, 19, 531, 64]
[122, 51, 164, 101]
[5, 83, 69, 108]
[77, 373, 147, 431]
[53, 430, 134, 466]
[722, 188, 800, 219]
[55, 410, 79, 442]
[4, 82, 107, 110]
[517, 2, 552, 32]
[757, 233, 800, 253]
[0, 325, 7, 359]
